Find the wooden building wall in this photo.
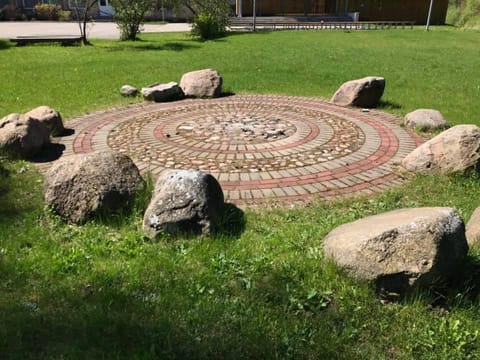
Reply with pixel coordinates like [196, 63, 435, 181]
[342, 0, 449, 24]
[238, 0, 449, 24]
[241, 0, 327, 17]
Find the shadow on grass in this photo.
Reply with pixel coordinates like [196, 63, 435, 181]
[214, 202, 246, 238]
[0, 270, 281, 359]
[377, 99, 402, 110]
[386, 254, 480, 308]
[189, 30, 274, 44]
[442, 253, 480, 306]
[226, 30, 275, 37]
[101, 40, 200, 52]
[0, 160, 8, 177]
[0, 164, 22, 222]
[0, 39, 11, 50]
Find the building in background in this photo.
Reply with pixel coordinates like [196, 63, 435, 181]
[0, 0, 194, 21]
[234, 0, 449, 25]
[1, 0, 449, 24]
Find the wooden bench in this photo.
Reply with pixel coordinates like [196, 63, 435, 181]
[10, 35, 82, 46]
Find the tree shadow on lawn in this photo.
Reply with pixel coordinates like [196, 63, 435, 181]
[0, 165, 23, 223]
[188, 30, 273, 44]
[0, 39, 11, 50]
[100, 40, 200, 52]
[0, 264, 274, 359]
[225, 30, 275, 38]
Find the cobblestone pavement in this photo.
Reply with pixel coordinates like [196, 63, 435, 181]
[44, 95, 422, 206]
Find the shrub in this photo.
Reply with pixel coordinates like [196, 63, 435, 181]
[111, 0, 155, 41]
[190, 0, 230, 40]
[191, 11, 225, 40]
[447, 0, 480, 27]
[34, 4, 61, 20]
[58, 9, 71, 21]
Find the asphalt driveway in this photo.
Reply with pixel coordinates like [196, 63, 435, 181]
[0, 21, 191, 39]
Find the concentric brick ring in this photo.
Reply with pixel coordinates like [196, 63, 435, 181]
[108, 102, 366, 173]
[51, 95, 422, 205]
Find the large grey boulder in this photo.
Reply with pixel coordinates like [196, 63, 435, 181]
[0, 113, 50, 158]
[404, 109, 449, 131]
[466, 207, 480, 246]
[402, 125, 480, 174]
[143, 169, 224, 238]
[323, 207, 468, 294]
[330, 76, 385, 108]
[141, 82, 184, 102]
[180, 69, 223, 98]
[44, 151, 144, 224]
[25, 106, 65, 136]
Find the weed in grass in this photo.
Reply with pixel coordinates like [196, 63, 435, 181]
[411, 317, 479, 360]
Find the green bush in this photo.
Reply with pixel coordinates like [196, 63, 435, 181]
[191, 12, 225, 40]
[111, 0, 155, 41]
[58, 9, 71, 21]
[447, 0, 480, 27]
[34, 4, 61, 20]
[190, 0, 230, 40]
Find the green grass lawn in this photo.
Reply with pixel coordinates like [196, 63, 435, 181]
[1, 27, 480, 359]
[1, 27, 479, 122]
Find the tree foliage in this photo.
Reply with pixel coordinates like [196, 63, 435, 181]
[111, 0, 156, 41]
[447, 0, 480, 26]
[185, 0, 231, 40]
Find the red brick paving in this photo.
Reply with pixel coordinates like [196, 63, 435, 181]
[46, 95, 422, 206]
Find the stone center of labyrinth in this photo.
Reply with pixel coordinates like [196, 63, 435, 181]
[58, 95, 420, 205]
[177, 112, 296, 144]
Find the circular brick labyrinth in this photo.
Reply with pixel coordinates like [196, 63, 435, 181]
[52, 95, 421, 205]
